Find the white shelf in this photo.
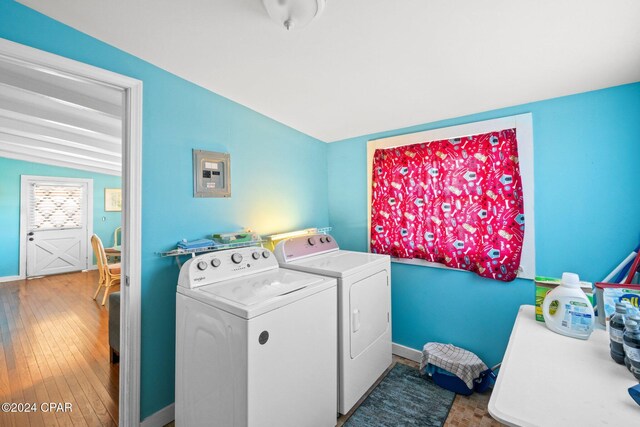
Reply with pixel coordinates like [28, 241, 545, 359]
[488, 305, 640, 426]
[159, 240, 265, 258]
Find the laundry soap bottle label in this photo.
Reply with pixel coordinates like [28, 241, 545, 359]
[562, 301, 593, 332]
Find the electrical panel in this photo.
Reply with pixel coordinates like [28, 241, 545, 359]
[193, 149, 231, 198]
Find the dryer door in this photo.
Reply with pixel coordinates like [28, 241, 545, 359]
[349, 269, 389, 358]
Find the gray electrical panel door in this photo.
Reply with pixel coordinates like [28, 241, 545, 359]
[193, 150, 231, 198]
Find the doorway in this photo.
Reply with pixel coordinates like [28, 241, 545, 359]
[0, 38, 142, 425]
[21, 176, 93, 277]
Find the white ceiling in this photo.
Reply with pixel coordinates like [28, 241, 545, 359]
[18, 0, 640, 142]
[0, 54, 122, 175]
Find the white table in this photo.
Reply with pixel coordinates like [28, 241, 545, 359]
[489, 305, 640, 426]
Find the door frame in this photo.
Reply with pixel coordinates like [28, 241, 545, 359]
[0, 38, 143, 426]
[20, 175, 94, 277]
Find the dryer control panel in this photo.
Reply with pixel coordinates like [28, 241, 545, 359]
[274, 233, 339, 264]
[178, 246, 277, 289]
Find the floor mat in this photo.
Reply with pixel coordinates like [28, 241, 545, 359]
[344, 363, 455, 427]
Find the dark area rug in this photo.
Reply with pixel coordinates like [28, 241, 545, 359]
[344, 363, 455, 427]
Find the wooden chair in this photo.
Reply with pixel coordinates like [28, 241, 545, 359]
[105, 226, 122, 262]
[113, 226, 121, 248]
[91, 234, 121, 306]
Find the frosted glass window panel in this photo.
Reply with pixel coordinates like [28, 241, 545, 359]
[29, 184, 84, 230]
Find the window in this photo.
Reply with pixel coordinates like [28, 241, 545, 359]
[29, 183, 85, 230]
[367, 114, 535, 281]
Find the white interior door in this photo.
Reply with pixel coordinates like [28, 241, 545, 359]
[25, 178, 92, 277]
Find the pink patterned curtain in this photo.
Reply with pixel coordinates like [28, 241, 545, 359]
[370, 129, 525, 282]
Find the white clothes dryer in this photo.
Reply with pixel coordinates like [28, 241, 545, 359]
[274, 234, 391, 415]
[176, 246, 337, 427]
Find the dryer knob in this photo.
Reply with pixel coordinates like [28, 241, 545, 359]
[252, 252, 260, 260]
[211, 258, 221, 268]
[326, 236, 332, 243]
[197, 261, 208, 271]
[319, 237, 326, 243]
[231, 253, 243, 264]
[262, 250, 271, 259]
[308, 237, 316, 246]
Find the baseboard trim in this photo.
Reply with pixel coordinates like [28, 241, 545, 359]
[140, 403, 174, 427]
[2, 266, 99, 280]
[0, 275, 23, 283]
[392, 343, 422, 363]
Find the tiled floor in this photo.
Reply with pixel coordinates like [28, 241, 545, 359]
[165, 355, 502, 427]
[444, 392, 502, 427]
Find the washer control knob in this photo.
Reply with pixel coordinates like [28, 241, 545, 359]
[262, 250, 271, 258]
[326, 236, 332, 243]
[252, 252, 260, 260]
[231, 253, 243, 264]
[308, 237, 316, 246]
[197, 261, 208, 271]
[320, 237, 326, 243]
[211, 258, 221, 268]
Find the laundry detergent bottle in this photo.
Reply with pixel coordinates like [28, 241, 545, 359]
[542, 272, 595, 340]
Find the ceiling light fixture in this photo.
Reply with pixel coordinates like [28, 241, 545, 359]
[262, 0, 326, 31]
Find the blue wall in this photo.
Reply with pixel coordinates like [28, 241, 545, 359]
[328, 82, 640, 367]
[0, 157, 122, 277]
[0, 0, 328, 419]
[4, 0, 640, 417]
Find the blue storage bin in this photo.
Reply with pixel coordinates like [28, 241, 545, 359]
[421, 343, 500, 396]
[427, 364, 498, 395]
[473, 368, 497, 393]
[429, 365, 474, 395]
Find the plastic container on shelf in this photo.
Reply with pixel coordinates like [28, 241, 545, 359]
[542, 272, 595, 340]
[594, 283, 640, 326]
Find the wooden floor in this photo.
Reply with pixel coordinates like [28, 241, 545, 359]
[0, 271, 119, 427]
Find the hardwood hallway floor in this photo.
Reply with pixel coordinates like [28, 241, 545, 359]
[0, 271, 119, 427]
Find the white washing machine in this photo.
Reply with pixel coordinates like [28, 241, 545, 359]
[274, 234, 391, 415]
[176, 246, 337, 427]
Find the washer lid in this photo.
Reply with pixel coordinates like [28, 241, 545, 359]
[180, 268, 334, 319]
[285, 250, 389, 278]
